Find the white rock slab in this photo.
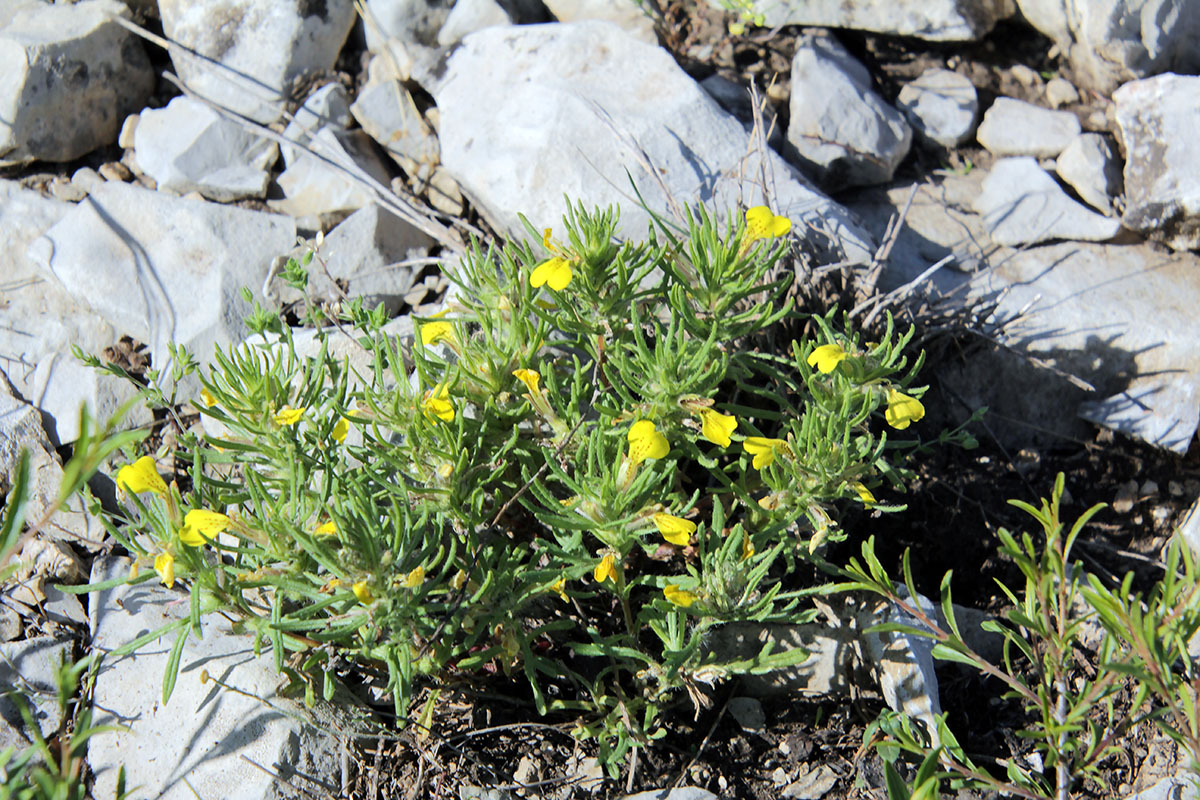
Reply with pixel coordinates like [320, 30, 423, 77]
[1123, 777, 1199, 800]
[0, 636, 72, 753]
[1114, 74, 1200, 252]
[622, 789, 719, 800]
[281, 83, 353, 164]
[437, 0, 511, 45]
[433, 21, 875, 264]
[0, 0, 153, 165]
[702, 0, 1014, 40]
[270, 127, 393, 223]
[1015, 0, 1200, 93]
[964, 242, 1200, 452]
[544, 0, 657, 44]
[1055, 132, 1121, 216]
[976, 97, 1080, 157]
[133, 96, 279, 202]
[159, 0, 356, 124]
[974, 157, 1121, 245]
[787, 30, 912, 189]
[350, 79, 440, 180]
[896, 68, 978, 148]
[30, 182, 296, 391]
[87, 556, 348, 800]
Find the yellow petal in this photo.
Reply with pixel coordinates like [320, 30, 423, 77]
[594, 553, 616, 584]
[274, 406, 305, 426]
[627, 420, 669, 465]
[550, 576, 568, 601]
[742, 535, 755, 561]
[542, 227, 554, 250]
[653, 513, 696, 546]
[885, 389, 926, 430]
[154, 552, 175, 589]
[331, 417, 349, 444]
[745, 206, 791, 242]
[851, 482, 876, 504]
[806, 343, 847, 374]
[200, 387, 218, 407]
[451, 569, 468, 590]
[512, 368, 541, 395]
[116, 456, 168, 496]
[352, 580, 374, 604]
[181, 509, 229, 546]
[422, 385, 455, 423]
[742, 437, 788, 470]
[315, 520, 338, 536]
[420, 320, 454, 346]
[698, 409, 737, 447]
[663, 584, 698, 608]
[404, 566, 425, 588]
[530, 256, 572, 290]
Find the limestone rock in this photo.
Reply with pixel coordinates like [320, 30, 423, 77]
[351, 79, 441, 181]
[159, 0, 357, 124]
[132, 96, 278, 202]
[976, 97, 1080, 157]
[544, 0, 657, 44]
[896, 68, 978, 148]
[271, 127, 393, 225]
[280, 83, 353, 164]
[1055, 132, 1121, 216]
[1114, 74, 1200, 252]
[0, 636, 72, 753]
[974, 157, 1120, 245]
[437, 0, 511, 45]
[703, 0, 1014, 40]
[0, 0, 153, 165]
[433, 21, 875, 264]
[787, 30, 912, 189]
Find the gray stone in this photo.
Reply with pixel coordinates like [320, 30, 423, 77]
[974, 157, 1121, 245]
[133, 96, 279, 202]
[787, 30, 912, 189]
[0, 636, 72, 753]
[781, 765, 839, 799]
[896, 68, 978, 148]
[622, 790, 719, 800]
[87, 556, 354, 800]
[958, 242, 1200, 452]
[437, 0, 511, 45]
[276, 205, 435, 313]
[545, 0, 657, 44]
[270, 127, 394, 223]
[1015, 0, 1200, 93]
[703, 0, 1014, 40]
[281, 83, 353, 164]
[1044, 76, 1079, 108]
[31, 182, 296, 394]
[727, 696, 765, 735]
[27, 349, 151, 448]
[976, 97, 1080, 157]
[434, 21, 875, 264]
[1114, 74, 1200, 252]
[700, 74, 783, 148]
[159, 0, 356, 124]
[0, 0, 153, 165]
[351, 79, 441, 181]
[1055, 133, 1122, 216]
[0, 604, 20, 642]
[1122, 777, 1199, 800]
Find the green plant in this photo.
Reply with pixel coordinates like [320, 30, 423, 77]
[85, 200, 937, 773]
[848, 474, 1200, 799]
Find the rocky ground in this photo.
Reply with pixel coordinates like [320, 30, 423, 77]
[1, 0, 1200, 798]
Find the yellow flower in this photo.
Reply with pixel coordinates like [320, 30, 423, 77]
[451, 569, 468, 590]
[530, 256, 572, 291]
[743, 437, 788, 470]
[422, 385, 455, 423]
[885, 389, 925, 430]
[594, 553, 616, 584]
[404, 566, 425, 588]
[200, 387, 218, 407]
[116, 456, 168, 496]
[663, 584, 698, 608]
[627, 420, 669, 465]
[698, 408, 737, 447]
[745, 205, 791, 242]
[807, 343, 847, 374]
[512, 368, 541, 394]
[179, 509, 230, 547]
[314, 520, 338, 536]
[550, 576, 568, 601]
[331, 417, 349, 444]
[653, 513, 696, 546]
[851, 481, 876, 504]
[420, 320, 455, 346]
[742, 535, 755, 561]
[274, 405, 305, 426]
[352, 580, 374, 604]
[154, 552, 175, 588]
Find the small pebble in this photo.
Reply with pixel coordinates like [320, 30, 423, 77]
[48, 178, 87, 202]
[98, 161, 132, 182]
[1170, 481, 1184, 496]
[1113, 480, 1138, 513]
[772, 767, 789, 786]
[1044, 77, 1079, 108]
[1011, 64, 1040, 87]
[118, 113, 139, 149]
[1141, 480, 1159, 497]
